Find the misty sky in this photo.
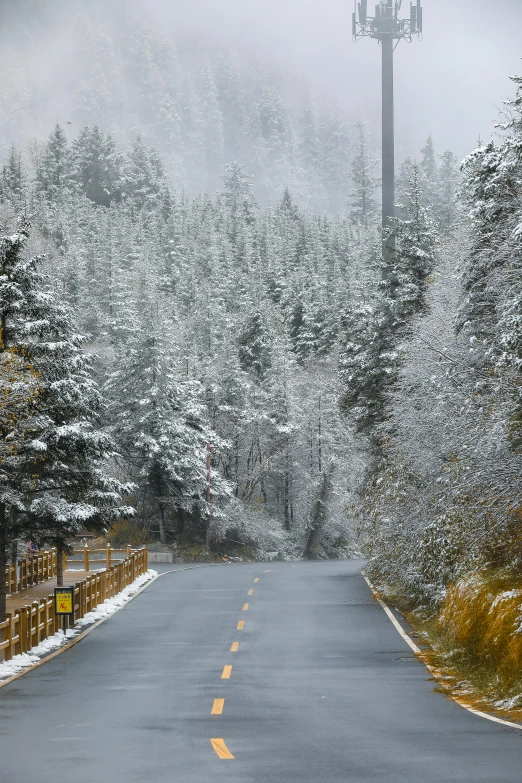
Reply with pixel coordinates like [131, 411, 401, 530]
[143, 0, 522, 159]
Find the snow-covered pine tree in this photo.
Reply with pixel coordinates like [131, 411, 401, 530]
[122, 136, 168, 211]
[0, 145, 25, 205]
[340, 163, 437, 439]
[104, 299, 231, 545]
[350, 121, 379, 224]
[70, 125, 123, 207]
[297, 90, 327, 209]
[434, 150, 460, 227]
[222, 162, 257, 238]
[35, 123, 71, 203]
[0, 218, 132, 615]
[458, 74, 522, 448]
[319, 107, 351, 214]
[197, 62, 225, 192]
[388, 161, 438, 320]
[420, 134, 438, 209]
[214, 53, 247, 166]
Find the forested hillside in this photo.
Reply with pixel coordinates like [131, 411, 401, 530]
[355, 77, 522, 607]
[0, 0, 361, 212]
[0, 104, 458, 563]
[0, 123, 372, 560]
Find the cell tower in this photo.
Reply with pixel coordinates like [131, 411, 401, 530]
[353, 1, 423, 256]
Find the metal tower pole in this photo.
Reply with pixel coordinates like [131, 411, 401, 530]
[353, 0, 424, 260]
[381, 35, 395, 239]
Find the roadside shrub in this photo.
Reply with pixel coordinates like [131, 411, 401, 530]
[107, 520, 151, 548]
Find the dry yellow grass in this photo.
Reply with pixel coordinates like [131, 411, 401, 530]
[405, 571, 522, 718]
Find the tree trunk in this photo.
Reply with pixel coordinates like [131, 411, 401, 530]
[56, 547, 64, 587]
[284, 451, 291, 531]
[159, 504, 167, 545]
[303, 467, 334, 560]
[257, 440, 267, 504]
[0, 504, 7, 622]
[318, 396, 322, 473]
[234, 432, 240, 498]
[206, 443, 212, 552]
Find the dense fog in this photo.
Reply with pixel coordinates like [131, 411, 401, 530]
[2, 0, 521, 163]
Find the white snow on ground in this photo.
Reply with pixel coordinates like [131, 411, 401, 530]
[0, 569, 158, 681]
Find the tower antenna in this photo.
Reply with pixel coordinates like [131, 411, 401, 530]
[352, 1, 424, 265]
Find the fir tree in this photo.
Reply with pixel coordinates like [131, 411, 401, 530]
[0, 145, 25, 204]
[105, 302, 231, 543]
[351, 121, 378, 223]
[71, 125, 122, 206]
[0, 218, 131, 617]
[35, 123, 70, 202]
[420, 134, 438, 209]
[340, 163, 437, 437]
[433, 150, 460, 227]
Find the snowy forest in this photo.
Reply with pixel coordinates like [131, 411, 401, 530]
[0, 0, 521, 638]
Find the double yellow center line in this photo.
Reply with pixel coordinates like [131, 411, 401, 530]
[211, 573, 269, 760]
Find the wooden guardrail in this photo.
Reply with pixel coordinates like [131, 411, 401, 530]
[0, 548, 148, 663]
[66, 544, 136, 572]
[6, 550, 57, 595]
[6, 545, 140, 594]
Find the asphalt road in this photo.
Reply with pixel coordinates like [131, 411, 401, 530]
[1, 560, 521, 782]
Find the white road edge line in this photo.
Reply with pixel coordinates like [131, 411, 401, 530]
[363, 575, 522, 732]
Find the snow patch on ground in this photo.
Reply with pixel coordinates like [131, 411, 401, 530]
[0, 569, 158, 681]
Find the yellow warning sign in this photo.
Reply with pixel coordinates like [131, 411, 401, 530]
[55, 590, 73, 614]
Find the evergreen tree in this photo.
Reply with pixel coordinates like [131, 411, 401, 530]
[71, 125, 122, 206]
[434, 150, 460, 227]
[420, 134, 438, 209]
[122, 136, 167, 210]
[198, 63, 225, 191]
[214, 53, 247, 164]
[389, 162, 438, 319]
[318, 107, 351, 213]
[35, 123, 70, 202]
[238, 310, 272, 379]
[420, 135, 437, 182]
[105, 301, 231, 543]
[340, 163, 437, 436]
[458, 75, 522, 446]
[0, 218, 131, 617]
[0, 145, 25, 204]
[351, 121, 379, 223]
[222, 163, 257, 232]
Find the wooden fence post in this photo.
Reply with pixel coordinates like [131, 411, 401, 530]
[3, 613, 13, 661]
[19, 607, 29, 653]
[53, 599, 59, 634]
[82, 580, 87, 618]
[43, 598, 51, 639]
[84, 545, 89, 573]
[106, 544, 111, 569]
[32, 601, 40, 645]
[77, 581, 83, 620]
